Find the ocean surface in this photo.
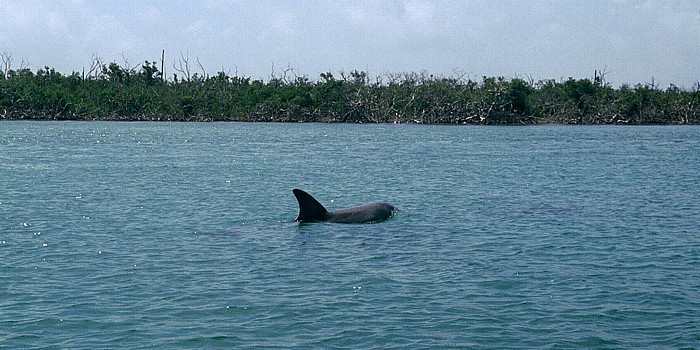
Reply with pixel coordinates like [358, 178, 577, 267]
[1, 121, 699, 349]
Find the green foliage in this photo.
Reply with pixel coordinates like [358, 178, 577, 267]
[0, 60, 698, 124]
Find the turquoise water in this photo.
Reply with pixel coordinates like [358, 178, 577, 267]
[1, 121, 699, 349]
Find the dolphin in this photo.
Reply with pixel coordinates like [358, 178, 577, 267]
[293, 189, 396, 224]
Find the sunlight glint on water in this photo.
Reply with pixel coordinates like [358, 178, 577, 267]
[1, 121, 699, 349]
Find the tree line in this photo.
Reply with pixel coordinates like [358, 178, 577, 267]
[1, 57, 698, 124]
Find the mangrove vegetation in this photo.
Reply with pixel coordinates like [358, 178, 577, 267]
[1, 55, 698, 124]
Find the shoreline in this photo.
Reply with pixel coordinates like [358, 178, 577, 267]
[1, 115, 696, 125]
[2, 63, 698, 125]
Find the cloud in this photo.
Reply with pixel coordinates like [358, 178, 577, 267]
[0, 0, 697, 87]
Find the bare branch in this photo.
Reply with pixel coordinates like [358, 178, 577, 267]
[196, 56, 207, 79]
[87, 54, 104, 79]
[119, 52, 135, 74]
[173, 51, 192, 81]
[594, 66, 611, 87]
[1, 51, 12, 79]
[281, 64, 298, 84]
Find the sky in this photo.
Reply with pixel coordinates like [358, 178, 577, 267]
[1, 0, 698, 88]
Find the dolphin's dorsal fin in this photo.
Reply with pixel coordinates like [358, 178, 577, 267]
[293, 189, 328, 222]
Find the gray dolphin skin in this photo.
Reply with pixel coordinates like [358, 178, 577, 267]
[293, 189, 396, 224]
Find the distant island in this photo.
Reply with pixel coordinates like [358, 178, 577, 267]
[1, 58, 698, 124]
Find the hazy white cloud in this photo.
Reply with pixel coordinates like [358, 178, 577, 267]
[0, 0, 698, 87]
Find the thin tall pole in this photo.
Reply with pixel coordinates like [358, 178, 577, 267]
[161, 50, 165, 81]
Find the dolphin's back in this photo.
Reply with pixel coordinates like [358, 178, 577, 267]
[325, 202, 395, 223]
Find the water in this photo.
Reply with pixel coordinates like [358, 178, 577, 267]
[1, 121, 699, 349]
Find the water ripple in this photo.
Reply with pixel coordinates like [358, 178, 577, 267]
[1, 122, 699, 348]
